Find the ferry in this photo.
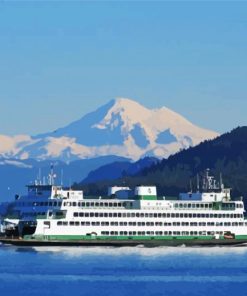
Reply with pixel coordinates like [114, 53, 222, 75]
[0, 169, 247, 247]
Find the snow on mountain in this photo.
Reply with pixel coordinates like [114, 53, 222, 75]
[0, 98, 219, 161]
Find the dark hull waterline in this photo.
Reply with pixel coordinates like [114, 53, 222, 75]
[1, 237, 247, 247]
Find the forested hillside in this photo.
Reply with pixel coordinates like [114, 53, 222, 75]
[77, 127, 247, 201]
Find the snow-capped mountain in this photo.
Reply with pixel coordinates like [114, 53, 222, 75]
[0, 98, 219, 161]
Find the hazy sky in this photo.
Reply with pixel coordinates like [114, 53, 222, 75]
[0, 1, 246, 135]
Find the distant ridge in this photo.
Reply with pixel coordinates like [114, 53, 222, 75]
[0, 98, 218, 161]
[78, 127, 247, 201]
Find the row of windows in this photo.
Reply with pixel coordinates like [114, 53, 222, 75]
[17, 201, 62, 207]
[57, 221, 247, 227]
[101, 231, 225, 236]
[173, 202, 242, 209]
[73, 212, 243, 219]
[17, 201, 131, 208]
[17, 200, 243, 210]
[64, 201, 129, 208]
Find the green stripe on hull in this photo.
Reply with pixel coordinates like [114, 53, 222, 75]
[24, 234, 243, 241]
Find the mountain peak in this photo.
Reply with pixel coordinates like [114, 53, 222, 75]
[109, 97, 149, 112]
[0, 97, 219, 161]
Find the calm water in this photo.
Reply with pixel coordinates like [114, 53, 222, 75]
[0, 244, 247, 296]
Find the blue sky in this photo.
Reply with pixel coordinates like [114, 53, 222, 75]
[0, 1, 246, 135]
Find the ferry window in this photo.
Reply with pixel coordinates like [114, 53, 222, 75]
[86, 203, 90, 207]
[188, 204, 191, 208]
[131, 213, 135, 218]
[73, 212, 79, 217]
[149, 213, 153, 218]
[82, 202, 85, 207]
[45, 202, 48, 206]
[85, 222, 90, 226]
[122, 213, 126, 218]
[90, 203, 94, 207]
[94, 213, 98, 217]
[179, 214, 183, 218]
[95, 203, 99, 207]
[205, 214, 209, 218]
[234, 214, 237, 218]
[218, 214, 222, 218]
[62, 221, 68, 226]
[49, 202, 53, 206]
[53, 202, 57, 207]
[184, 214, 188, 218]
[70, 221, 75, 226]
[196, 204, 200, 208]
[57, 221, 62, 226]
[100, 202, 104, 207]
[136, 213, 140, 218]
[108, 213, 112, 217]
[81, 222, 85, 226]
[145, 213, 148, 218]
[230, 214, 234, 218]
[176, 213, 179, 218]
[113, 213, 117, 218]
[44, 221, 50, 227]
[109, 203, 112, 207]
[75, 221, 80, 226]
[85, 213, 89, 217]
[171, 214, 175, 218]
[104, 213, 108, 218]
[155, 222, 162, 226]
[239, 222, 243, 226]
[162, 213, 166, 218]
[167, 213, 171, 218]
[99, 213, 103, 217]
[140, 213, 144, 218]
[188, 214, 192, 218]
[79, 213, 84, 217]
[118, 213, 121, 218]
[201, 214, 205, 218]
[174, 203, 178, 208]
[118, 203, 122, 207]
[192, 204, 196, 208]
[179, 204, 183, 208]
[113, 203, 117, 207]
[90, 213, 94, 217]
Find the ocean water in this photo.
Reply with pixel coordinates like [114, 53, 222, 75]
[0, 245, 247, 296]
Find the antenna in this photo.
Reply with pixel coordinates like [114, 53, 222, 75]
[220, 172, 224, 189]
[197, 174, 200, 192]
[61, 169, 63, 186]
[49, 163, 56, 186]
[189, 179, 193, 193]
[38, 168, 42, 185]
